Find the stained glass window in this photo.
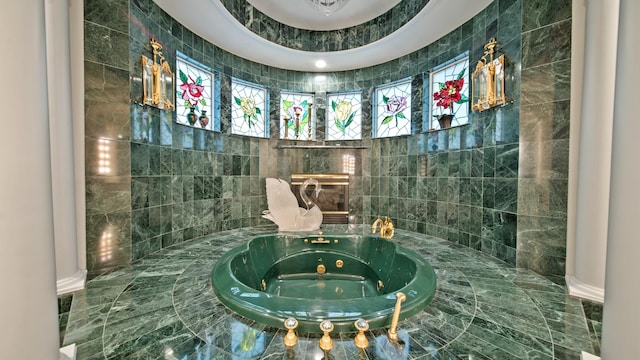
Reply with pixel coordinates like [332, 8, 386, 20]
[326, 91, 362, 141]
[231, 79, 269, 138]
[426, 55, 470, 130]
[176, 53, 217, 131]
[373, 78, 412, 138]
[280, 91, 315, 141]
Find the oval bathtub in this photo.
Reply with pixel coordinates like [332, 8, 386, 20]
[211, 234, 437, 333]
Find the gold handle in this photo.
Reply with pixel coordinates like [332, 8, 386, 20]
[318, 320, 334, 352]
[283, 317, 298, 348]
[387, 292, 406, 342]
[354, 318, 369, 350]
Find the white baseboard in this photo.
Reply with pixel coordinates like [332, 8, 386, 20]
[581, 351, 600, 360]
[566, 275, 604, 303]
[57, 269, 87, 295]
[59, 343, 76, 360]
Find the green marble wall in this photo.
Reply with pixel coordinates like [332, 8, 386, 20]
[517, 0, 572, 284]
[84, 0, 132, 275]
[83, 0, 571, 282]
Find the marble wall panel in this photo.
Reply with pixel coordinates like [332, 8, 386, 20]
[522, 0, 572, 32]
[84, 63, 130, 140]
[522, 100, 571, 142]
[522, 20, 571, 69]
[84, 22, 128, 71]
[521, 60, 571, 105]
[495, 178, 518, 213]
[85, 176, 131, 216]
[517, 178, 568, 219]
[85, 212, 131, 277]
[516, 0, 571, 281]
[519, 139, 569, 179]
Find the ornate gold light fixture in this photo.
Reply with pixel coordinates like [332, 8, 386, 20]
[141, 39, 174, 110]
[471, 38, 509, 112]
[308, 0, 350, 16]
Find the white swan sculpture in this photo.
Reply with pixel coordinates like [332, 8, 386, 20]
[262, 178, 323, 232]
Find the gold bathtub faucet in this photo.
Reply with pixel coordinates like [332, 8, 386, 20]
[372, 217, 395, 238]
[387, 292, 406, 344]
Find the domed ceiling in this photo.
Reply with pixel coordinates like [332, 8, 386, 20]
[153, 0, 492, 72]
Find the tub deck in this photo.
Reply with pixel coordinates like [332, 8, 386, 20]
[61, 225, 598, 359]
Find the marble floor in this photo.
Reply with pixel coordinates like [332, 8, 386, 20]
[62, 225, 600, 359]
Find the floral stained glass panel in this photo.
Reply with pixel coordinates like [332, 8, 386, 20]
[326, 92, 362, 141]
[176, 55, 214, 130]
[231, 79, 269, 138]
[280, 92, 314, 141]
[373, 79, 412, 138]
[429, 56, 470, 130]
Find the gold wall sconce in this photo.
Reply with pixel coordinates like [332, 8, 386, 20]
[471, 38, 509, 112]
[141, 39, 175, 110]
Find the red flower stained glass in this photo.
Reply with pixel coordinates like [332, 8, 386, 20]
[433, 78, 465, 112]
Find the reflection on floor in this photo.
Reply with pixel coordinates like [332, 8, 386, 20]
[62, 225, 600, 359]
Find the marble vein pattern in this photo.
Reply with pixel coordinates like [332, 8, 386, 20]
[63, 225, 594, 359]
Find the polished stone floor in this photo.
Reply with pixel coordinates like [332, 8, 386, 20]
[62, 225, 599, 359]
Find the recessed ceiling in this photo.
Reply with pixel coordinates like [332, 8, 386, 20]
[153, 0, 492, 72]
[247, 0, 401, 31]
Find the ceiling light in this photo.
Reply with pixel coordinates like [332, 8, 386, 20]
[308, 0, 350, 16]
[315, 59, 327, 68]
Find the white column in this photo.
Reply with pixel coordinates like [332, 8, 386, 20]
[70, 0, 87, 274]
[601, 0, 640, 356]
[566, 0, 619, 302]
[45, 0, 86, 294]
[0, 0, 60, 358]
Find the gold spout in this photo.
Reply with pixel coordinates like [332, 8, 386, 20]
[354, 318, 369, 350]
[372, 216, 395, 239]
[283, 317, 298, 348]
[387, 292, 406, 343]
[371, 218, 383, 234]
[318, 319, 334, 352]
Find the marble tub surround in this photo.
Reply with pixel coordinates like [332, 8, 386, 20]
[63, 225, 595, 359]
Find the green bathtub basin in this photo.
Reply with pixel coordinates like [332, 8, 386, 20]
[211, 233, 437, 333]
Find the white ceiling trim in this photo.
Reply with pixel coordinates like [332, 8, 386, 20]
[152, 0, 492, 72]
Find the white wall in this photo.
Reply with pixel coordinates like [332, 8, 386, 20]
[601, 0, 640, 356]
[566, 0, 619, 303]
[0, 0, 60, 358]
[45, 0, 87, 295]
